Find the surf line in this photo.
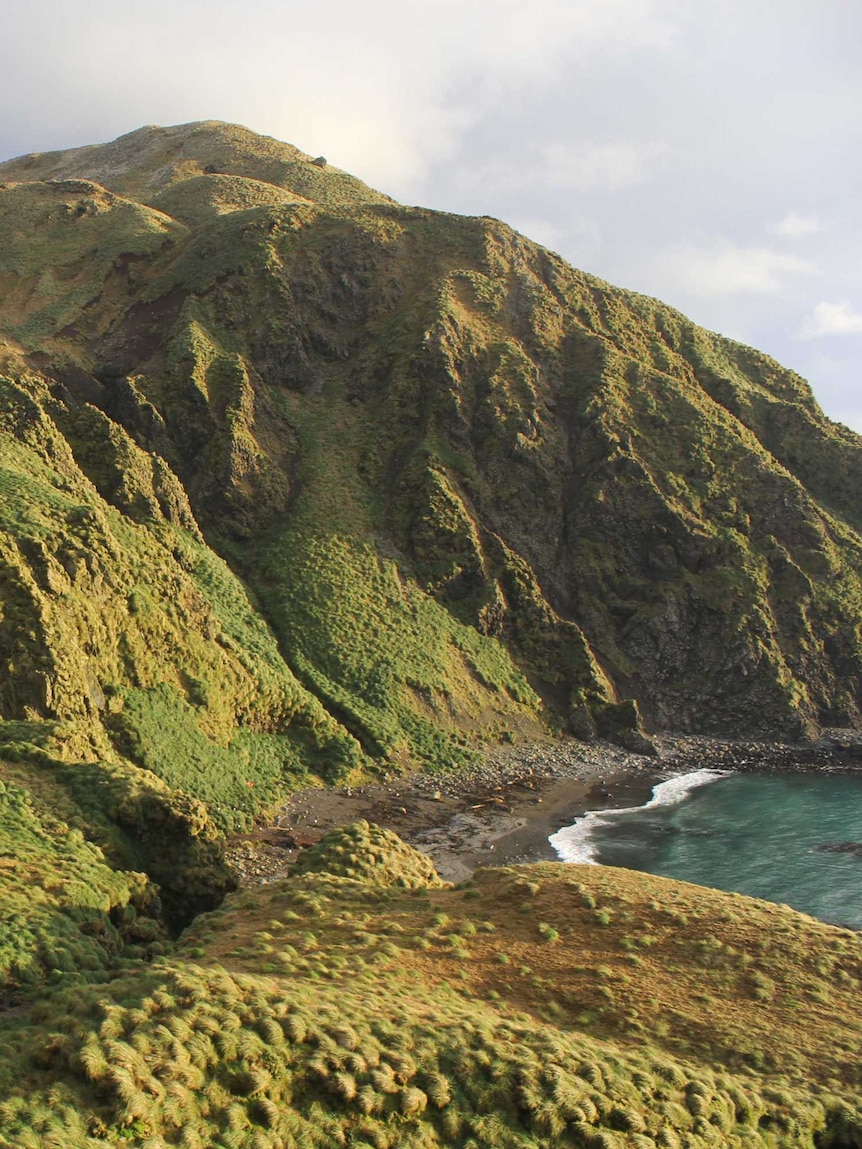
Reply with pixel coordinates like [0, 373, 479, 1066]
[549, 769, 728, 865]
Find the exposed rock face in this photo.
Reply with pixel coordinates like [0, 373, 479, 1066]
[1, 119, 861, 793]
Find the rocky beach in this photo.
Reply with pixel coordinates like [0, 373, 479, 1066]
[226, 731, 862, 885]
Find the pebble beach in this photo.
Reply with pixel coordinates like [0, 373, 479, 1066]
[226, 732, 862, 886]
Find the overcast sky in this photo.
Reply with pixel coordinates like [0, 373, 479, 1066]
[1, 0, 860, 428]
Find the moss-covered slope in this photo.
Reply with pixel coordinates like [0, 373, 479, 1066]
[0, 119, 861, 927]
[3, 122, 862, 1147]
[0, 829, 859, 1148]
[3, 119, 861, 762]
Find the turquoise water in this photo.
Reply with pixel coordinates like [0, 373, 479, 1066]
[551, 771, 862, 929]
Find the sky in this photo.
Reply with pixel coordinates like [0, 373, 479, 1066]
[1, 0, 860, 427]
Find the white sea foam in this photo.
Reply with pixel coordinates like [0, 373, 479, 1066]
[549, 770, 728, 865]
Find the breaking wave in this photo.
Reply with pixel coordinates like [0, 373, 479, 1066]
[548, 769, 728, 864]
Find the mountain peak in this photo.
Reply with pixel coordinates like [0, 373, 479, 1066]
[1, 119, 862, 761]
[0, 119, 389, 209]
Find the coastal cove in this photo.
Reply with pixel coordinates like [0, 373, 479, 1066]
[5, 114, 862, 1148]
[554, 770, 862, 930]
[227, 736, 862, 929]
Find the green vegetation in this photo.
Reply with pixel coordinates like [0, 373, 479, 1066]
[3, 117, 862, 780]
[0, 827, 859, 1147]
[292, 820, 445, 887]
[0, 180, 185, 351]
[258, 527, 538, 767]
[113, 682, 340, 831]
[2, 119, 862, 1145]
[0, 772, 160, 993]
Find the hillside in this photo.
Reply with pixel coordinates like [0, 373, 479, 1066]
[1, 824, 860, 1147]
[1, 121, 862, 1146]
[2, 120, 862, 786]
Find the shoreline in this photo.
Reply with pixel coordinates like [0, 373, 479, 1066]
[226, 732, 862, 885]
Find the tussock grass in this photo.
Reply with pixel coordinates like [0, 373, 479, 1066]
[5, 828, 859, 1147]
[2, 118, 862, 1145]
[292, 821, 445, 888]
[0, 769, 168, 997]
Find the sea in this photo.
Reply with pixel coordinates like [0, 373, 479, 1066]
[549, 770, 862, 929]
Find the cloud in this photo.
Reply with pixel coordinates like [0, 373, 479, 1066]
[771, 212, 825, 238]
[538, 140, 670, 192]
[453, 139, 669, 204]
[651, 240, 816, 298]
[801, 300, 862, 338]
[808, 354, 847, 375]
[0, 0, 679, 193]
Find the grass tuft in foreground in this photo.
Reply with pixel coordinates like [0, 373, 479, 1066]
[1, 825, 860, 1147]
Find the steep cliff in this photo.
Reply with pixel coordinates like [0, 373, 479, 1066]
[1, 121, 860, 779]
[1, 121, 862, 1149]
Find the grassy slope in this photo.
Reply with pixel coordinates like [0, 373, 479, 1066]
[0, 137, 549, 790]
[2, 120, 862, 767]
[0, 123, 861, 1146]
[0, 364, 367, 958]
[0, 161, 544, 990]
[0, 763, 160, 994]
[0, 369, 357, 800]
[0, 826, 859, 1148]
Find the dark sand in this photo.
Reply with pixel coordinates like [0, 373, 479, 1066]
[407, 770, 661, 880]
[227, 740, 664, 884]
[226, 732, 862, 885]
[226, 731, 862, 885]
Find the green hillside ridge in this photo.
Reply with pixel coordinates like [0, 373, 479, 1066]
[3, 119, 861, 768]
[0, 115, 860, 940]
[1, 121, 862, 1144]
